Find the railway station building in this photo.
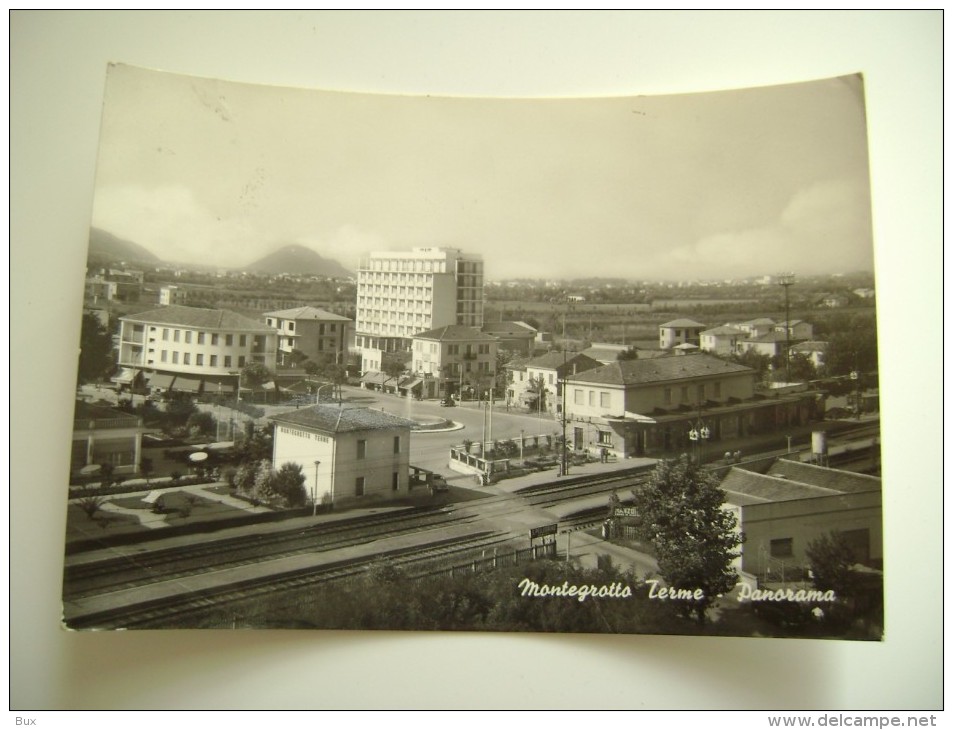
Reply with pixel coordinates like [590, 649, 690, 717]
[270, 405, 414, 507]
[562, 353, 824, 460]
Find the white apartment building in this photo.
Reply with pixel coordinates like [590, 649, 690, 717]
[355, 247, 483, 373]
[117, 306, 278, 395]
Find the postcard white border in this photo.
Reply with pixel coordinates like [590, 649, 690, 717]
[10, 10, 943, 710]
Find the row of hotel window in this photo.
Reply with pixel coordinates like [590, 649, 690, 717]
[139, 327, 266, 347]
[151, 351, 247, 368]
[414, 361, 492, 374]
[414, 342, 492, 355]
[569, 382, 725, 408]
[355, 437, 401, 459]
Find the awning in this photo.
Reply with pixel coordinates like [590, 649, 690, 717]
[148, 373, 175, 389]
[262, 381, 280, 391]
[399, 377, 422, 390]
[203, 379, 235, 395]
[173, 376, 202, 393]
[361, 370, 388, 385]
[111, 367, 138, 384]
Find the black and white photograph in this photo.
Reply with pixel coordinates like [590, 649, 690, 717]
[12, 10, 941, 712]
[63, 64, 883, 639]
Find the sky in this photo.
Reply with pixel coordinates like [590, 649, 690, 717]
[91, 64, 874, 281]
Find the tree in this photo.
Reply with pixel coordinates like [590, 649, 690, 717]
[77, 495, 106, 521]
[616, 346, 639, 361]
[241, 361, 273, 390]
[77, 313, 114, 384]
[254, 459, 277, 502]
[273, 462, 308, 508]
[381, 353, 407, 382]
[186, 411, 217, 438]
[526, 375, 548, 412]
[632, 456, 744, 625]
[786, 352, 817, 382]
[805, 531, 857, 596]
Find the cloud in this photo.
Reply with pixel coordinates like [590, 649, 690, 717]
[662, 178, 873, 278]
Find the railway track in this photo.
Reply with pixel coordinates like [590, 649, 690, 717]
[66, 530, 512, 630]
[63, 505, 464, 599]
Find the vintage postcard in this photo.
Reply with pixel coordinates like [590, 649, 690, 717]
[63, 65, 881, 639]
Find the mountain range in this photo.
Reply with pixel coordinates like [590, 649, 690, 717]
[242, 244, 352, 278]
[87, 228, 352, 277]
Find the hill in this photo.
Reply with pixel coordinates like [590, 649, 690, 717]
[87, 227, 161, 265]
[242, 244, 352, 278]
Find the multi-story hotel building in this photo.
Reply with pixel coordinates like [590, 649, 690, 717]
[117, 305, 278, 395]
[355, 247, 483, 373]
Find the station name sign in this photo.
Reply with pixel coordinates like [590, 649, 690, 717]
[530, 523, 558, 541]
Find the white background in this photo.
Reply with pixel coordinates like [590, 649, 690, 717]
[9, 10, 943, 710]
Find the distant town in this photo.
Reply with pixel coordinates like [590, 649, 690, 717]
[65, 232, 882, 639]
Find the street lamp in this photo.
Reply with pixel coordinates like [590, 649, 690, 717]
[313, 460, 321, 516]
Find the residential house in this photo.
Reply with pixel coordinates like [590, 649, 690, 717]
[700, 325, 746, 356]
[563, 353, 822, 459]
[409, 325, 498, 400]
[774, 320, 814, 340]
[480, 320, 537, 356]
[738, 331, 790, 360]
[271, 405, 413, 507]
[71, 400, 144, 477]
[720, 459, 882, 579]
[820, 294, 850, 308]
[790, 340, 829, 370]
[264, 306, 351, 368]
[658, 319, 706, 349]
[117, 306, 278, 397]
[510, 351, 602, 415]
[728, 317, 776, 339]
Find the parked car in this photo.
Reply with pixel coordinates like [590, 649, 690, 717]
[440, 397, 456, 407]
[429, 474, 450, 494]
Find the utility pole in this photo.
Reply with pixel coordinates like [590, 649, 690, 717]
[777, 273, 795, 383]
[560, 348, 569, 477]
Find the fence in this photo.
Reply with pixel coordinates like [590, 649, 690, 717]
[413, 541, 557, 581]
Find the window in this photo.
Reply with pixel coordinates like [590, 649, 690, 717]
[161, 351, 168, 363]
[172, 351, 179, 364]
[714, 381, 722, 399]
[548, 374, 554, 385]
[330, 324, 336, 332]
[239, 335, 247, 347]
[185, 331, 192, 344]
[589, 391, 595, 406]
[770, 538, 793, 559]
[574, 389, 584, 405]
[197, 332, 205, 345]
[196, 354, 204, 366]
[392, 472, 399, 491]
[211, 333, 219, 346]
[225, 334, 233, 346]
[238, 356, 246, 367]
[393, 436, 400, 454]
[289, 322, 295, 332]
[697, 384, 706, 402]
[600, 392, 610, 408]
[162, 328, 169, 341]
[357, 439, 367, 459]
[664, 387, 672, 405]
[355, 477, 365, 497]
[224, 356, 232, 368]
[598, 431, 612, 445]
[174, 330, 180, 342]
[210, 355, 217, 367]
[183, 353, 191, 365]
